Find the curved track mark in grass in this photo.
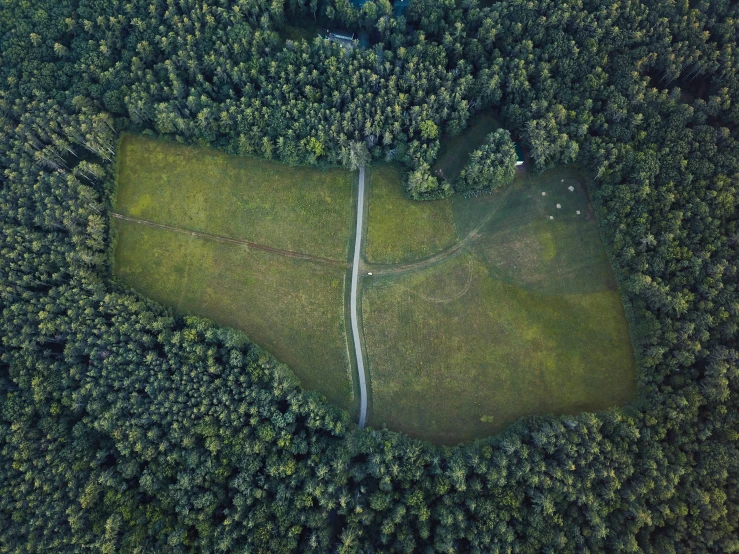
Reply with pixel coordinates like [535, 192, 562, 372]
[112, 212, 349, 267]
[395, 256, 475, 304]
[365, 186, 513, 277]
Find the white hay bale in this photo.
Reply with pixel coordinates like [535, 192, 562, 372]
[549, 216, 554, 220]
[568, 185, 575, 192]
[556, 203, 561, 209]
[542, 192, 546, 196]
[576, 210, 581, 215]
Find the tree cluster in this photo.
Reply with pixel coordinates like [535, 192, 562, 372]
[457, 128, 517, 194]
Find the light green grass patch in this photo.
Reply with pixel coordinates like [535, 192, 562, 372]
[116, 135, 353, 260]
[365, 164, 458, 264]
[114, 220, 352, 410]
[363, 253, 635, 445]
[114, 136, 355, 410]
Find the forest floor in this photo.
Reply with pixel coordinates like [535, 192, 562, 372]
[114, 134, 635, 445]
[281, 22, 323, 44]
[113, 135, 356, 412]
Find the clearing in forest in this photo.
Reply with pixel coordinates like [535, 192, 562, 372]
[362, 166, 636, 445]
[280, 21, 323, 44]
[114, 134, 635, 445]
[113, 135, 355, 411]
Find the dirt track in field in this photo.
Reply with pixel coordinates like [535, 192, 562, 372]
[111, 212, 349, 268]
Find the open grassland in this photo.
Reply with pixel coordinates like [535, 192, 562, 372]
[365, 164, 457, 264]
[116, 134, 353, 260]
[115, 133, 634, 442]
[114, 136, 354, 410]
[455, 166, 617, 296]
[364, 167, 635, 444]
[432, 113, 501, 183]
[363, 254, 635, 445]
[115, 220, 352, 410]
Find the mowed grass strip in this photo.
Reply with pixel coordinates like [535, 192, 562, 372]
[365, 164, 458, 264]
[114, 219, 353, 410]
[362, 253, 635, 445]
[116, 134, 353, 260]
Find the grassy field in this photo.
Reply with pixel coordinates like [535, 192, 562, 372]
[114, 136, 354, 410]
[363, 254, 634, 444]
[455, 166, 618, 296]
[116, 134, 353, 260]
[114, 134, 635, 442]
[432, 113, 501, 183]
[363, 167, 635, 444]
[364, 164, 458, 264]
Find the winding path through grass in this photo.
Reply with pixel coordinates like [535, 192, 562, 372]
[351, 165, 368, 428]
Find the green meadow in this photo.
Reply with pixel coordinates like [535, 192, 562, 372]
[365, 164, 458, 264]
[113, 135, 355, 410]
[116, 135, 353, 260]
[114, 134, 634, 444]
[362, 167, 635, 444]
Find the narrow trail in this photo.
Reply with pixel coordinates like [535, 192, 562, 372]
[111, 212, 348, 267]
[365, 230, 479, 277]
[351, 165, 368, 429]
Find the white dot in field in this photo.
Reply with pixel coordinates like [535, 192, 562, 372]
[576, 210, 581, 215]
[368, 272, 373, 276]
[561, 179, 564, 182]
[549, 216, 554, 220]
[556, 203, 561, 209]
[568, 186, 575, 192]
[542, 192, 546, 196]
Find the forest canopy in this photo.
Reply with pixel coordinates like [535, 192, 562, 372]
[1, 0, 739, 552]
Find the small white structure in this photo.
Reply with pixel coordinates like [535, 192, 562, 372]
[542, 192, 547, 196]
[368, 272, 373, 276]
[556, 204, 561, 209]
[549, 216, 554, 220]
[568, 186, 575, 192]
[576, 210, 581, 215]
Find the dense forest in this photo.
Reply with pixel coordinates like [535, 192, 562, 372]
[1, 0, 739, 551]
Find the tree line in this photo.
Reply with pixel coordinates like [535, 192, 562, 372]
[1, 0, 738, 551]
